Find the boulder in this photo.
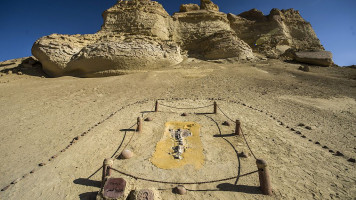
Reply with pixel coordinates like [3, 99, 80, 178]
[295, 51, 333, 66]
[32, 34, 183, 77]
[179, 4, 200, 12]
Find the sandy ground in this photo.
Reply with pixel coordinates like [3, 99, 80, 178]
[0, 58, 355, 199]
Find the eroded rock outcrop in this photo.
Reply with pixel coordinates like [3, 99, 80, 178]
[180, 4, 200, 12]
[228, 8, 324, 58]
[32, 34, 182, 77]
[32, 0, 330, 77]
[100, 0, 172, 40]
[200, 0, 219, 11]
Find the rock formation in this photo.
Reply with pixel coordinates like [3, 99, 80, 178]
[228, 8, 325, 58]
[294, 51, 333, 66]
[32, 0, 331, 77]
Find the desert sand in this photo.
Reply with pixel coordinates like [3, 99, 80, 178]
[0, 58, 355, 199]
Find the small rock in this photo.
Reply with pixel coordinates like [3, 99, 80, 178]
[175, 185, 187, 195]
[308, 139, 312, 142]
[290, 128, 295, 131]
[120, 149, 134, 159]
[315, 141, 320, 145]
[51, 155, 57, 159]
[74, 136, 80, 140]
[298, 123, 305, 126]
[298, 65, 310, 72]
[280, 122, 284, 125]
[30, 169, 36, 173]
[144, 117, 152, 121]
[301, 135, 306, 138]
[305, 126, 312, 130]
[11, 178, 20, 184]
[39, 163, 46, 166]
[322, 146, 328, 149]
[329, 150, 334, 153]
[222, 121, 230, 126]
[347, 158, 355, 163]
[181, 113, 188, 116]
[131, 189, 155, 200]
[41, 76, 45, 78]
[1, 185, 10, 191]
[335, 151, 344, 156]
[295, 131, 301, 134]
[239, 152, 248, 158]
[7, 70, 12, 75]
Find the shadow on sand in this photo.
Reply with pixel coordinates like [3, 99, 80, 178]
[185, 183, 261, 194]
[74, 178, 101, 188]
[79, 191, 98, 200]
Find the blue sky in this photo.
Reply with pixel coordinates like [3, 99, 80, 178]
[0, 0, 355, 66]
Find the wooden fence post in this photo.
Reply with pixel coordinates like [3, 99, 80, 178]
[213, 101, 217, 114]
[155, 100, 158, 112]
[102, 158, 114, 187]
[256, 159, 272, 195]
[235, 120, 241, 135]
[136, 117, 142, 133]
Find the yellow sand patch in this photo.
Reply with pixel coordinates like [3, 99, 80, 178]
[150, 122, 204, 169]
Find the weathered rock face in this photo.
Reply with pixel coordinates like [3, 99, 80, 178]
[32, 0, 330, 77]
[193, 31, 254, 60]
[32, 34, 99, 77]
[172, 10, 231, 49]
[179, 4, 200, 12]
[228, 8, 324, 58]
[100, 0, 172, 41]
[32, 34, 182, 77]
[200, 0, 219, 11]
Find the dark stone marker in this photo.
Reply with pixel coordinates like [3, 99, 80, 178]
[103, 178, 126, 199]
[222, 121, 230, 126]
[136, 189, 154, 200]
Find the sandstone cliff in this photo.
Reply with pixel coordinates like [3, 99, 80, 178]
[32, 0, 329, 77]
[228, 8, 324, 58]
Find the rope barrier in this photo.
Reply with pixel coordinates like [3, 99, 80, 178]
[160, 103, 214, 110]
[109, 167, 238, 185]
[216, 104, 258, 160]
[240, 127, 257, 160]
[217, 105, 235, 123]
